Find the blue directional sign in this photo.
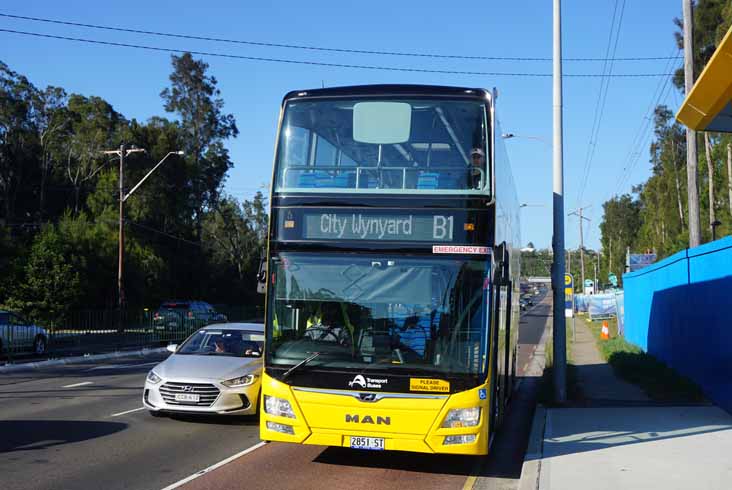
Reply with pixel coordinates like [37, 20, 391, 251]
[564, 273, 574, 318]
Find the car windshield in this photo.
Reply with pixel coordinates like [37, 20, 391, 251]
[267, 253, 490, 375]
[274, 97, 490, 194]
[178, 329, 264, 358]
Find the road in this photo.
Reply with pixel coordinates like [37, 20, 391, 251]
[0, 292, 550, 490]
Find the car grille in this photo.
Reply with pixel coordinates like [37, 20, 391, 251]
[159, 382, 220, 407]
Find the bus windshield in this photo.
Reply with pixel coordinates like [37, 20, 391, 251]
[267, 253, 490, 376]
[274, 97, 489, 194]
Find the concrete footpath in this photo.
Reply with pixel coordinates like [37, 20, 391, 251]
[520, 318, 732, 490]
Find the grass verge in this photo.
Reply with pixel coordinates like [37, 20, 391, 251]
[538, 323, 581, 405]
[584, 317, 705, 403]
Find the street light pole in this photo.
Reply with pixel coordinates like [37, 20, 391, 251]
[552, 0, 567, 403]
[103, 146, 182, 313]
[118, 143, 126, 311]
[683, 0, 701, 247]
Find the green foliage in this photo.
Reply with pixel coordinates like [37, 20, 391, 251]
[0, 53, 258, 317]
[521, 248, 552, 277]
[600, 194, 641, 286]
[586, 318, 704, 402]
[7, 223, 83, 323]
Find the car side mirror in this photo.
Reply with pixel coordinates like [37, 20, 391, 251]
[166, 344, 178, 353]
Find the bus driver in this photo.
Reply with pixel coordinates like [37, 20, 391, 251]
[469, 148, 485, 189]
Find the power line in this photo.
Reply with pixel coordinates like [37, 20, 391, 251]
[0, 12, 684, 63]
[0, 28, 676, 78]
[576, 0, 626, 208]
[612, 53, 679, 195]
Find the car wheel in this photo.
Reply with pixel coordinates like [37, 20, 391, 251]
[33, 335, 47, 355]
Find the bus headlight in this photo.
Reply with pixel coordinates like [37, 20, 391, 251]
[264, 395, 296, 418]
[441, 407, 481, 428]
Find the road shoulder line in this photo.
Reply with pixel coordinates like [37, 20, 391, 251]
[160, 441, 268, 490]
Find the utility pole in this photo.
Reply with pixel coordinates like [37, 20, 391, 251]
[704, 133, 715, 235]
[683, 0, 701, 247]
[726, 143, 732, 215]
[568, 206, 591, 294]
[552, 0, 567, 404]
[102, 145, 182, 313]
[596, 252, 600, 293]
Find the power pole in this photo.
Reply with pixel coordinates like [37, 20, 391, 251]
[726, 143, 732, 216]
[683, 0, 701, 247]
[568, 206, 591, 294]
[103, 143, 145, 313]
[596, 252, 600, 293]
[552, 0, 567, 404]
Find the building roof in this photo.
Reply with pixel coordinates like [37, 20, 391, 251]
[676, 25, 732, 133]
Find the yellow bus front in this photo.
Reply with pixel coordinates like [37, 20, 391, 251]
[259, 252, 497, 456]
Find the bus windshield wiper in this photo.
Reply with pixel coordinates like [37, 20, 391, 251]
[281, 351, 321, 380]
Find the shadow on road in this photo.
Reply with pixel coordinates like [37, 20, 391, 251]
[165, 413, 260, 427]
[0, 420, 127, 453]
[312, 446, 479, 476]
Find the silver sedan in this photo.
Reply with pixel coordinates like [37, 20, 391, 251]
[143, 323, 263, 416]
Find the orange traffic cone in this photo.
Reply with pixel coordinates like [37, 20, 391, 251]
[600, 321, 610, 340]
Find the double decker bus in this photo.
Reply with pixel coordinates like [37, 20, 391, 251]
[259, 85, 520, 455]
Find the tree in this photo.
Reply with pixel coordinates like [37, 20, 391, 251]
[599, 194, 641, 285]
[0, 61, 38, 223]
[64, 95, 124, 213]
[7, 224, 83, 323]
[160, 53, 238, 232]
[32, 86, 69, 218]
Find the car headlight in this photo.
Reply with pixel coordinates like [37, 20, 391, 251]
[221, 374, 258, 387]
[441, 407, 481, 428]
[264, 395, 296, 418]
[147, 370, 162, 384]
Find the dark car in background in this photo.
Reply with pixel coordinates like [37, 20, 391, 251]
[152, 301, 227, 333]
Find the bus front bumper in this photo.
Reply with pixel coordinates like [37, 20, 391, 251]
[259, 373, 491, 455]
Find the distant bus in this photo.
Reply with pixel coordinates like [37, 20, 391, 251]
[259, 85, 521, 455]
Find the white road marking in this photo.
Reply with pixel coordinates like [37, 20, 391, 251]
[87, 361, 158, 371]
[160, 441, 268, 490]
[62, 381, 93, 388]
[111, 406, 146, 417]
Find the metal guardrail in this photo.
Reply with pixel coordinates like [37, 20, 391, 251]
[0, 305, 264, 361]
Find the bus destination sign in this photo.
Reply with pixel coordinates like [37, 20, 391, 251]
[304, 212, 455, 242]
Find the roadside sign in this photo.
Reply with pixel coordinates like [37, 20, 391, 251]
[564, 273, 574, 318]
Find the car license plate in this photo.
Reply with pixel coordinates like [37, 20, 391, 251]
[174, 393, 200, 402]
[350, 436, 385, 450]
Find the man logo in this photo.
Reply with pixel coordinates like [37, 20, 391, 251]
[345, 414, 391, 425]
[348, 375, 367, 388]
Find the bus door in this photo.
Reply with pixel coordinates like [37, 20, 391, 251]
[490, 256, 509, 429]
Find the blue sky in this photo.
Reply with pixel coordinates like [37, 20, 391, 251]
[0, 1, 684, 250]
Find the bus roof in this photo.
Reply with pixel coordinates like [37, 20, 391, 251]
[282, 84, 492, 105]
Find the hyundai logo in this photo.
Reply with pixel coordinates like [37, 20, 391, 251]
[182, 386, 194, 392]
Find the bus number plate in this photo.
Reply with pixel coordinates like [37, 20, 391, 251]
[350, 436, 385, 450]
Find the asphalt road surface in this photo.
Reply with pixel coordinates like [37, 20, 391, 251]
[0, 292, 550, 490]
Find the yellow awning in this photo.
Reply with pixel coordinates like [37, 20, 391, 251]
[676, 25, 732, 132]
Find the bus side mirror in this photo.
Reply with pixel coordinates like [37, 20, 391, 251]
[256, 256, 267, 294]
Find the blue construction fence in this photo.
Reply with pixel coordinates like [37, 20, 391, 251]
[574, 292, 623, 325]
[623, 236, 732, 413]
